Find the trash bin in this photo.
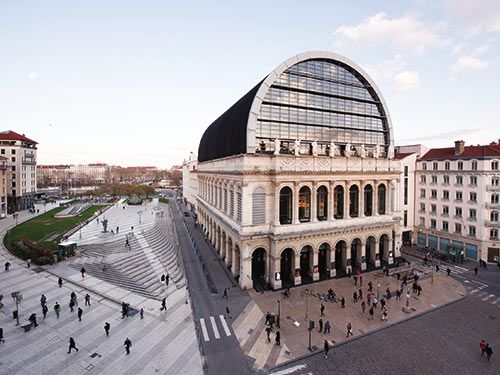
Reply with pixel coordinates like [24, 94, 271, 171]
[13, 310, 18, 319]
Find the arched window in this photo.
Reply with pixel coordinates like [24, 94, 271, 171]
[298, 186, 311, 222]
[229, 184, 234, 217]
[252, 187, 266, 225]
[279, 187, 293, 224]
[223, 183, 228, 212]
[317, 186, 328, 221]
[364, 185, 373, 216]
[334, 185, 344, 219]
[349, 185, 359, 218]
[237, 186, 242, 222]
[378, 184, 386, 215]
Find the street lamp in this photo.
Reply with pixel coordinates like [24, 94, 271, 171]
[377, 283, 380, 299]
[300, 288, 310, 321]
[11, 291, 22, 326]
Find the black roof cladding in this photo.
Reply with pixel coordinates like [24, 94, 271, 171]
[198, 79, 265, 162]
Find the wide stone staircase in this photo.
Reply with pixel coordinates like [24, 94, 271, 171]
[143, 223, 186, 288]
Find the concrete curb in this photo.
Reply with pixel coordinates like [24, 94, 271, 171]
[264, 281, 468, 374]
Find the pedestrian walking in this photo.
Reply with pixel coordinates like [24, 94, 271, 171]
[58, 277, 63, 288]
[447, 267, 451, 276]
[324, 340, 330, 358]
[359, 275, 363, 287]
[480, 340, 487, 356]
[104, 322, 110, 336]
[381, 307, 388, 321]
[222, 288, 228, 299]
[0, 328, 4, 343]
[85, 294, 91, 306]
[367, 293, 372, 305]
[368, 307, 374, 320]
[140, 307, 144, 319]
[353, 275, 358, 286]
[436, 264, 440, 273]
[361, 300, 366, 315]
[368, 281, 373, 292]
[353, 291, 358, 302]
[42, 304, 48, 318]
[226, 306, 232, 319]
[318, 318, 323, 333]
[160, 298, 167, 312]
[166, 274, 170, 286]
[161, 274, 166, 283]
[417, 285, 422, 296]
[474, 266, 478, 276]
[80, 267, 86, 278]
[265, 325, 272, 343]
[386, 288, 391, 300]
[358, 289, 363, 301]
[54, 302, 61, 319]
[341, 297, 345, 308]
[485, 344, 493, 361]
[320, 303, 325, 316]
[346, 322, 353, 337]
[40, 294, 47, 307]
[67, 337, 78, 353]
[324, 320, 331, 334]
[70, 292, 78, 306]
[77, 307, 83, 321]
[69, 299, 75, 312]
[124, 338, 132, 355]
[275, 330, 281, 346]
[396, 289, 401, 300]
[4, 261, 10, 272]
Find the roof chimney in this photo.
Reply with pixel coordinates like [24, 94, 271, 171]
[454, 140, 464, 155]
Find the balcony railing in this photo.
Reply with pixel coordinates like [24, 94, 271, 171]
[486, 202, 500, 209]
[22, 158, 36, 165]
[485, 220, 500, 228]
[486, 185, 500, 192]
[468, 216, 477, 222]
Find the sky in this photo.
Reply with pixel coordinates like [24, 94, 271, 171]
[1, 0, 499, 168]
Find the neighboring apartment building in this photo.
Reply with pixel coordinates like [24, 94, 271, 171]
[182, 152, 198, 210]
[415, 140, 500, 263]
[0, 156, 7, 217]
[0, 130, 37, 213]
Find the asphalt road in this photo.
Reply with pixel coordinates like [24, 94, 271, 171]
[171, 200, 253, 375]
[270, 259, 500, 375]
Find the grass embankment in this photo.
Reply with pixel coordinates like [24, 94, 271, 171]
[4, 205, 105, 265]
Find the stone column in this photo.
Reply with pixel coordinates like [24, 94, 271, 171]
[311, 183, 318, 223]
[359, 182, 365, 218]
[330, 245, 336, 278]
[386, 181, 392, 215]
[240, 255, 252, 290]
[388, 234, 394, 265]
[294, 252, 301, 286]
[274, 183, 280, 226]
[361, 243, 367, 270]
[343, 182, 349, 219]
[293, 182, 299, 225]
[312, 247, 319, 281]
[375, 240, 380, 267]
[328, 182, 335, 221]
[390, 180, 397, 214]
[271, 255, 282, 290]
[374, 181, 379, 216]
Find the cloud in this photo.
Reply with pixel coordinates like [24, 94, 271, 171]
[451, 56, 490, 74]
[27, 71, 40, 80]
[400, 128, 483, 142]
[442, 0, 500, 35]
[392, 70, 420, 92]
[333, 12, 447, 54]
[364, 54, 406, 81]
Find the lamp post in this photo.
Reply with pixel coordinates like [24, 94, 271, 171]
[377, 283, 380, 299]
[277, 300, 280, 328]
[11, 291, 22, 326]
[300, 288, 310, 321]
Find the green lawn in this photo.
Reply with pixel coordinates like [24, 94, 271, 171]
[4, 204, 106, 253]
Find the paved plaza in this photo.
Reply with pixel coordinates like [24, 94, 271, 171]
[0, 201, 202, 375]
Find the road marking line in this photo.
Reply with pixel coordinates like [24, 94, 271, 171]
[482, 294, 495, 301]
[200, 318, 210, 342]
[453, 265, 468, 271]
[269, 364, 308, 375]
[464, 280, 470, 283]
[469, 289, 479, 294]
[210, 316, 220, 339]
[219, 314, 232, 336]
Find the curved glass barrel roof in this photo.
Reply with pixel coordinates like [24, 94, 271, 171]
[198, 51, 393, 162]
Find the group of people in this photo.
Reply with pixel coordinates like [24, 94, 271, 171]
[264, 311, 281, 346]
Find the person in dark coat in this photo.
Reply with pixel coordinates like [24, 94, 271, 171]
[324, 340, 330, 358]
[104, 322, 110, 336]
[124, 338, 132, 355]
[68, 337, 78, 353]
[77, 307, 83, 321]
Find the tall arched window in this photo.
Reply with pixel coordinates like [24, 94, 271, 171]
[317, 185, 328, 221]
[349, 185, 359, 218]
[298, 186, 311, 222]
[334, 185, 344, 219]
[279, 187, 293, 224]
[237, 186, 242, 222]
[223, 183, 228, 213]
[378, 184, 386, 215]
[252, 187, 266, 225]
[229, 184, 234, 218]
[364, 185, 373, 216]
